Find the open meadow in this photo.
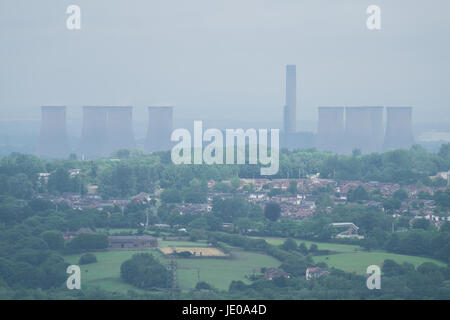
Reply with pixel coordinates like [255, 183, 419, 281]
[252, 236, 446, 274]
[253, 236, 362, 253]
[313, 251, 446, 274]
[64, 240, 280, 293]
[64, 235, 447, 294]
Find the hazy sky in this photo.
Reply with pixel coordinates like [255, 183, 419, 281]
[1, 0, 449, 129]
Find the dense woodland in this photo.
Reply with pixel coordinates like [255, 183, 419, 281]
[3, 144, 450, 200]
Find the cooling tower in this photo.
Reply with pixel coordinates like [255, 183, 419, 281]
[145, 106, 174, 152]
[345, 106, 383, 154]
[366, 106, 384, 153]
[78, 106, 108, 159]
[383, 107, 414, 151]
[284, 65, 296, 134]
[104, 106, 136, 156]
[37, 106, 70, 158]
[316, 107, 345, 153]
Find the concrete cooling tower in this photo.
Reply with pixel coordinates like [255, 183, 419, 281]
[383, 107, 414, 151]
[345, 106, 383, 154]
[104, 106, 136, 156]
[144, 106, 174, 152]
[37, 106, 70, 158]
[366, 106, 384, 153]
[316, 107, 345, 153]
[78, 106, 108, 159]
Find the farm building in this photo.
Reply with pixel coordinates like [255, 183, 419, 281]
[108, 235, 158, 249]
[331, 222, 364, 239]
[264, 268, 290, 280]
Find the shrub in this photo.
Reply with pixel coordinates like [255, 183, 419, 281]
[195, 281, 212, 290]
[120, 253, 169, 289]
[79, 253, 97, 265]
[176, 251, 192, 258]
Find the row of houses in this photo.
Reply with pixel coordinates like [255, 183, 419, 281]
[35, 191, 153, 211]
[35, 169, 450, 224]
[35, 193, 132, 211]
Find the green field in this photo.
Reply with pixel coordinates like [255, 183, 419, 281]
[64, 246, 280, 293]
[176, 250, 279, 290]
[314, 251, 446, 274]
[64, 236, 447, 294]
[252, 236, 362, 253]
[252, 236, 446, 274]
[65, 250, 162, 293]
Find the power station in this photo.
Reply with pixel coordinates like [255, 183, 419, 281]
[316, 106, 414, 154]
[345, 106, 383, 154]
[37, 106, 70, 158]
[366, 106, 384, 153]
[145, 106, 174, 152]
[38, 105, 175, 159]
[282, 65, 308, 149]
[316, 107, 345, 153]
[284, 65, 297, 135]
[78, 106, 108, 159]
[383, 106, 414, 151]
[34, 65, 416, 159]
[104, 106, 136, 156]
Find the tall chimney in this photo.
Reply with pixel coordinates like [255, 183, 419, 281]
[104, 106, 136, 156]
[37, 106, 70, 158]
[78, 106, 108, 159]
[285, 65, 296, 134]
[145, 106, 174, 152]
[383, 107, 414, 151]
[345, 106, 383, 154]
[316, 107, 345, 153]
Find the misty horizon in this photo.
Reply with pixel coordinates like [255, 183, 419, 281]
[1, 0, 450, 125]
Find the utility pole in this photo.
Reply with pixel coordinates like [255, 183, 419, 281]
[84, 269, 88, 291]
[145, 208, 149, 230]
[168, 260, 179, 300]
